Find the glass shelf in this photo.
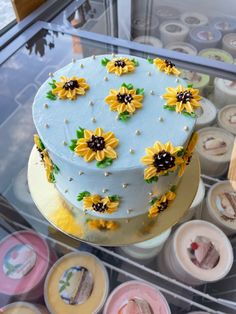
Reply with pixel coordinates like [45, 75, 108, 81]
[1, 2, 236, 312]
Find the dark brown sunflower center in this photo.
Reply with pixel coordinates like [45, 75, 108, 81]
[87, 135, 105, 151]
[92, 202, 107, 212]
[157, 200, 169, 211]
[165, 59, 175, 67]
[176, 90, 193, 104]
[153, 150, 176, 171]
[114, 59, 126, 67]
[63, 80, 79, 90]
[186, 155, 192, 165]
[117, 93, 133, 104]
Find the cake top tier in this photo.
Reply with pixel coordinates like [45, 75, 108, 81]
[32, 54, 196, 171]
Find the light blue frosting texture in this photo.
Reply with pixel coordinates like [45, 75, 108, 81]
[32, 54, 195, 219]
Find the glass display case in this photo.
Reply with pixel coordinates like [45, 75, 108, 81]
[1, 1, 236, 313]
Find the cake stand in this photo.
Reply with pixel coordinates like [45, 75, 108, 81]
[28, 146, 200, 246]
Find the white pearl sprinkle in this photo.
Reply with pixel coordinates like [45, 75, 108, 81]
[64, 189, 68, 193]
[127, 209, 133, 214]
[102, 188, 108, 193]
[48, 72, 54, 77]
[159, 117, 164, 122]
[44, 103, 48, 109]
[129, 149, 135, 154]
[64, 119, 69, 124]
[184, 126, 189, 131]
[92, 55, 96, 59]
[63, 141, 67, 146]
[72, 58, 76, 63]
[148, 192, 153, 196]
[122, 183, 128, 188]
[91, 117, 96, 123]
[150, 90, 154, 95]
[135, 129, 141, 135]
[175, 78, 180, 83]
[69, 178, 73, 182]
[160, 95, 163, 99]
[80, 63, 84, 68]
[89, 101, 94, 106]
[45, 123, 49, 128]
[125, 219, 130, 223]
[104, 76, 108, 81]
[79, 171, 84, 176]
[115, 115, 119, 120]
[147, 72, 151, 76]
[104, 172, 110, 177]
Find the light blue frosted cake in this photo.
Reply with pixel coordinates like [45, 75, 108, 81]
[32, 54, 201, 219]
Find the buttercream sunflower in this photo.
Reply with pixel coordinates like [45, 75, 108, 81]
[154, 58, 180, 76]
[83, 194, 119, 214]
[105, 86, 143, 115]
[141, 141, 183, 181]
[52, 76, 89, 100]
[106, 57, 136, 76]
[178, 132, 198, 177]
[163, 85, 201, 115]
[87, 219, 119, 231]
[149, 190, 176, 218]
[74, 127, 119, 163]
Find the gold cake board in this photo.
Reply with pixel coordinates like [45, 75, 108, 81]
[28, 146, 200, 246]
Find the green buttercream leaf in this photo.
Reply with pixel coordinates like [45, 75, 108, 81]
[177, 148, 185, 157]
[150, 197, 158, 205]
[170, 185, 177, 193]
[77, 191, 91, 201]
[49, 79, 56, 89]
[145, 176, 158, 184]
[182, 111, 196, 118]
[136, 88, 144, 95]
[96, 157, 113, 168]
[38, 137, 45, 151]
[50, 172, 56, 183]
[121, 82, 133, 90]
[119, 111, 131, 122]
[46, 90, 57, 101]
[69, 139, 77, 151]
[76, 127, 85, 139]
[163, 105, 176, 111]
[131, 58, 139, 66]
[101, 57, 110, 66]
[187, 84, 193, 88]
[54, 164, 60, 174]
[147, 57, 153, 64]
[59, 285, 66, 293]
[109, 195, 120, 202]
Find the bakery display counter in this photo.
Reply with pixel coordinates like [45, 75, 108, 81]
[0, 1, 236, 313]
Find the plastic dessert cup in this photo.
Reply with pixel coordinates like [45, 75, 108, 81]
[103, 280, 171, 314]
[189, 26, 222, 51]
[214, 77, 236, 108]
[160, 21, 189, 46]
[1, 302, 49, 314]
[118, 228, 171, 263]
[133, 35, 163, 48]
[223, 33, 236, 58]
[217, 104, 236, 136]
[0, 230, 56, 302]
[155, 5, 180, 23]
[162, 220, 233, 286]
[44, 252, 109, 314]
[196, 127, 234, 177]
[165, 42, 197, 55]
[131, 15, 159, 38]
[180, 12, 208, 28]
[203, 180, 236, 235]
[195, 97, 217, 130]
[210, 17, 236, 36]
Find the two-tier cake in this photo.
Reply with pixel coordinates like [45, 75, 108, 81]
[32, 54, 201, 220]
